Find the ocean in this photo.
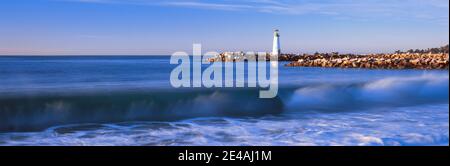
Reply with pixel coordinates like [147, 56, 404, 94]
[0, 56, 448, 146]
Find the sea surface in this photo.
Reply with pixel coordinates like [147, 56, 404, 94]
[0, 56, 448, 146]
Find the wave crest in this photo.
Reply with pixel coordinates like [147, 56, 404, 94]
[287, 74, 449, 111]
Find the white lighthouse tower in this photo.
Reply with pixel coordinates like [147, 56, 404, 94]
[272, 29, 281, 56]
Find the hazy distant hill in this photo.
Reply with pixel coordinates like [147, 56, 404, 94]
[396, 45, 449, 54]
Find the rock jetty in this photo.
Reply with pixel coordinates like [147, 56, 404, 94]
[211, 45, 449, 70]
[285, 53, 448, 70]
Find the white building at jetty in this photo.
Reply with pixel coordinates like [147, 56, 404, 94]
[272, 29, 281, 56]
[209, 30, 281, 62]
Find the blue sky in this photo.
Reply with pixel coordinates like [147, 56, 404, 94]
[0, 0, 448, 55]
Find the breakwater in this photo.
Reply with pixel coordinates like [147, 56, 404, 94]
[285, 53, 448, 69]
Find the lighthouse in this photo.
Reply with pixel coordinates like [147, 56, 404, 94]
[272, 29, 281, 56]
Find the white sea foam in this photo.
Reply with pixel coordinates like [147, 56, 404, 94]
[0, 104, 447, 146]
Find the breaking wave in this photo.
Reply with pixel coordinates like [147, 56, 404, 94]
[286, 74, 449, 111]
[0, 89, 283, 132]
[0, 73, 448, 132]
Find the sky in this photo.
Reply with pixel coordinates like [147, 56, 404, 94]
[0, 0, 448, 55]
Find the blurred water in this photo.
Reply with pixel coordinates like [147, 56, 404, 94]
[0, 56, 448, 145]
